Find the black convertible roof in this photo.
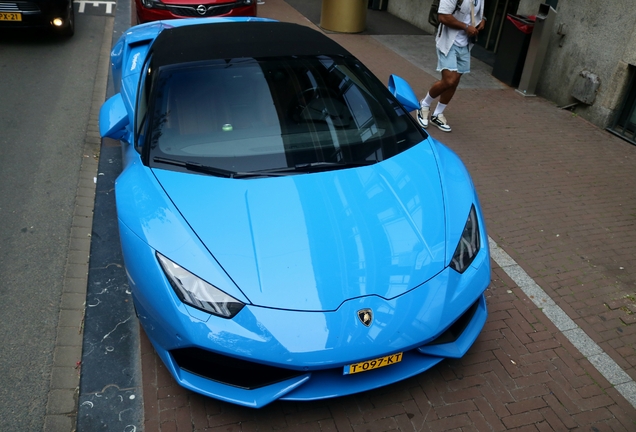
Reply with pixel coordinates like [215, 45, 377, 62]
[150, 21, 352, 68]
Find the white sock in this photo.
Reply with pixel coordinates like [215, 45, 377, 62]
[420, 93, 435, 108]
[433, 102, 447, 117]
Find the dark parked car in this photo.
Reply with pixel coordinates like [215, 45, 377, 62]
[0, 0, 74, 36]
[135, 0, 256, 24]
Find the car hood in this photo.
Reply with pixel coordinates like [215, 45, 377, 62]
[153, 142, 447, 311]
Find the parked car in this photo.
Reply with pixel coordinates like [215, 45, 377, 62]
[135, 0, 256, 24]
[100, 17, 491, 408]
[0, 0, 74, 36]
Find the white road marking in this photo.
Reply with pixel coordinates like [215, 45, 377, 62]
[74, 0, 116, 14]
[489, 237, 636, 408]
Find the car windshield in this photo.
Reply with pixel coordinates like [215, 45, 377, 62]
[143, 55, 426, 175]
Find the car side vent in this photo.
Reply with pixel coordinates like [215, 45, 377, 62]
[424, 299, 479, 346]
[171, 348, 304, 390]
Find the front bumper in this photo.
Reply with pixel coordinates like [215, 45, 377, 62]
[122, 220, 491, 407]
[135, 0, 256, 23]
[146, 294, 487, 407]
[0, 0, 71, 29]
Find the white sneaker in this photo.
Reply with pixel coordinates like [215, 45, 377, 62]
[431, 113, 451, 132]
[417, 105, 430, 128]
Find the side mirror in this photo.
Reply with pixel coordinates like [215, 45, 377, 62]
[388, 75, 420, 112]
[99, 93, 129, 140]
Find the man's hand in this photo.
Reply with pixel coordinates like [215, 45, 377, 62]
[438, 13, 481, 37]
[466, 25, 479, 37]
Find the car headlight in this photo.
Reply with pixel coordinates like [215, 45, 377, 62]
[157, 253, 244, 318]
[450, 205, 480, 274]
[141, 0, 166, 9]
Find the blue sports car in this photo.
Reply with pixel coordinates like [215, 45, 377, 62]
[100, 17, 490, 408]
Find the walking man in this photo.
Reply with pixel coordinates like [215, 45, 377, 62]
[419, 0, 485, 132]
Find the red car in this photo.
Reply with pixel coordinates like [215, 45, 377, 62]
[136, 0, 256, 24]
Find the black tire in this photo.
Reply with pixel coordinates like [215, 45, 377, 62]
[59, 3, 75, 37]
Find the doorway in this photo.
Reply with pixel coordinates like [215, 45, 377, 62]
[608, 65, 636, 145]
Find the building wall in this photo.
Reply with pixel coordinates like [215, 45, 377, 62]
[387, 0, 438, 34]
[533, 0, 636, 128]
[517, 0, 543, 16]
[388, 0, 636, 130]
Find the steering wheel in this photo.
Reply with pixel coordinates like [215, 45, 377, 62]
[290, 87, 350, 127]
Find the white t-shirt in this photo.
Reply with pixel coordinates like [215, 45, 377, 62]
[436, 0, 484, 55]
[454, 0, 480, 47]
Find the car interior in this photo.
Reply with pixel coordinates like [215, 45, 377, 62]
[149, 57, 415, 173]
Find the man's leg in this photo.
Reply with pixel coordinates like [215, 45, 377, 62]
[430, 69, 462, 100]
[427, 70, 461, 132]
[419, 67, 462, 129]
[426, 45, 471, 132]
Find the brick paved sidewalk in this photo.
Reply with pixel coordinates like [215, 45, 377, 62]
[142, 269, 636, 431]
[432, 87, 636, 381]
[140, 1, 636, 430]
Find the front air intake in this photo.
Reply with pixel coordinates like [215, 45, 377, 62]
[171, 348, 304, 389]
[424, 299, 479, 346]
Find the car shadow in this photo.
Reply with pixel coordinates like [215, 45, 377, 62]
[0, 27, 73, 45]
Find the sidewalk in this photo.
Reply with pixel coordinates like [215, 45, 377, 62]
[140, 1, 636, 430]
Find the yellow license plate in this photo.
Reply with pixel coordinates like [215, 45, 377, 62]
[345, 352, 403, 375]
[0, 12, 22, 21]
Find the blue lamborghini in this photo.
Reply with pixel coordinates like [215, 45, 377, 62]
[100, 17, 491, 408]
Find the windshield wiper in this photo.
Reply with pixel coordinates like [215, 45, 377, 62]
[153, 157, 290, 179]
[293, 160, 377, 171]
[153, 157, 378, 179]
[154, 157, 238, 178]
[229, 161, 377, 177]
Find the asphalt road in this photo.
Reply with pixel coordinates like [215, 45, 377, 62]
[0, 11, 111, 430]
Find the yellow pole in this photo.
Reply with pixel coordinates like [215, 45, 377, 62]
[320, 0, 367, 33]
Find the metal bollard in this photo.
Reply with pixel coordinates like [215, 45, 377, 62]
[516, 3, 557, 97]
